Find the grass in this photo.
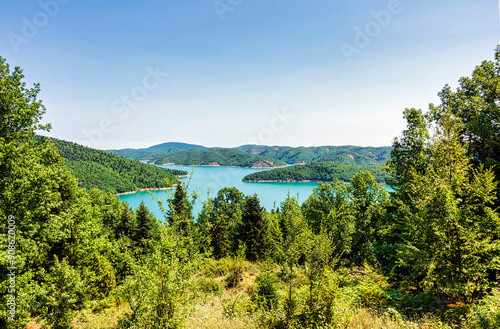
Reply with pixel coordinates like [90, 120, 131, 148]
[29, 259, 487, 328]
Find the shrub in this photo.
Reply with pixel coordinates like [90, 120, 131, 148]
[465, 290, 500, 329]
[196, 278, 223, 295]
[252, 271, 281, 311]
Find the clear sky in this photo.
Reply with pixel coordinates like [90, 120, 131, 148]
[1, 0, 499, 149]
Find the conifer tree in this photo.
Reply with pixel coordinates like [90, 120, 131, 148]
[167, 182, 194, 234]
[240, 195, 268, 261]
[135, 201, 159, 251]
[400, 111, 500, 301]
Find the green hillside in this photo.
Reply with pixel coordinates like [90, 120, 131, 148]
[153, 148, 287, 167]
[238, 145, 392, 165]
[47, 137, 187, 193]
[107, 142, 207, 160]
[242, 162, 389, 183]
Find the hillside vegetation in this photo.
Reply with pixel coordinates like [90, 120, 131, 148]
[153, 148, 287, 168]
[48, 138, 187, 193]
[107, 143, 392, 166]
[238, 145, 392, 165]
[107, 142, 206, 161]
[243, 162, 389, 183]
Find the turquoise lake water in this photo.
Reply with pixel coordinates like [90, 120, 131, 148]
[118, 165, 394, 220]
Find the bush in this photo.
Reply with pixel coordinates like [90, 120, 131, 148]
[225, 264, 243, 288]
[465, 290, 500, 329]
[252, 271, 281, 311]
[196, 278, 223, 295]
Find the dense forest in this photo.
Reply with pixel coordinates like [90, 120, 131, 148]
[47, 138, 187, 194]
[151, 148, 287, 168]
[242, 162, 388, 183]
[1, 47, 500, 329]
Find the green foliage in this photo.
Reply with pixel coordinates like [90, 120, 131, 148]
[349, 171, 389, 264]
[195, 277, 223, 294]
[429, 45, 500, 201]
[252, 270, 281, 311]
[240, 195, 268, 261]
[396, 112, 500, 300]
[48, 138, 186, 193]
[243, 161, 389, 183]
[167, 182, 195, 234]
[0, 57, 51, 142]
[385, 107, 431, 193]
[302, 181, 355, 256]
[39, 256, 86, 328]
[197, 187, 246, 259]
[134, 201, 160, 253]
[225, 263, 244, 288]
[275, 195, 312, 324]
[303, 231, 334, 313]
[465, 290, 500, 329]
[153, 147, 287, 167]
[117, 225, 199, 329]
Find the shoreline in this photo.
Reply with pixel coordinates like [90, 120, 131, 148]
[243, 179, 341, 183]
[115, 185, 177, 196]
[243, 179, 387, 185]
[161, 163, 286, 169]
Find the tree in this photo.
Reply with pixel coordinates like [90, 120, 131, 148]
[428, 45, 500, 202]
[349, 171, 389, 264]
[167, 182, 194, 234]
[385, 107, 431, 197]
[0, 57, 50, 142]
[302, 181, 354, 257]
[212, 187, 245, 254]
[399, 111, 500, 301]
[0, 57, 124, 328]
[135, 201, 159, 252]
[276, 195, 312, 325]
[240, 194, 268, 261]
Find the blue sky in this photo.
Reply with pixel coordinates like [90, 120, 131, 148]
[1, 0, 498, 149]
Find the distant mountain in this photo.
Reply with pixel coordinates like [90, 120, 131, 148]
[106, 143, 392, 167]
[46, 137, 187, 194]
[141, 142, 207, 152]
[153, 148, 287, 168]
[238, 145, 392, 166]
[107, 142, 207, 160]
[234, 144, 266, 150]
[242, 162, 389, 183]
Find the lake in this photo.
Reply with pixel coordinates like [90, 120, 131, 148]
[118, 165, 394, 220]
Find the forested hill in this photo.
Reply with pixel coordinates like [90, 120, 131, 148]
[238, 145, 392, 165]
[107, 142, 206, 160]
[107, 143, 392, 166]
[152, 148, 287, 168]
[46, 137, 187, 193]
[243, 162, 389, 183]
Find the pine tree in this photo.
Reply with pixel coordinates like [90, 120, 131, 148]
[240, 195, 268, 261]
[401, 111, 500, 301]
[135, 201, 159, 251]
[167, 182, 193, 234]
